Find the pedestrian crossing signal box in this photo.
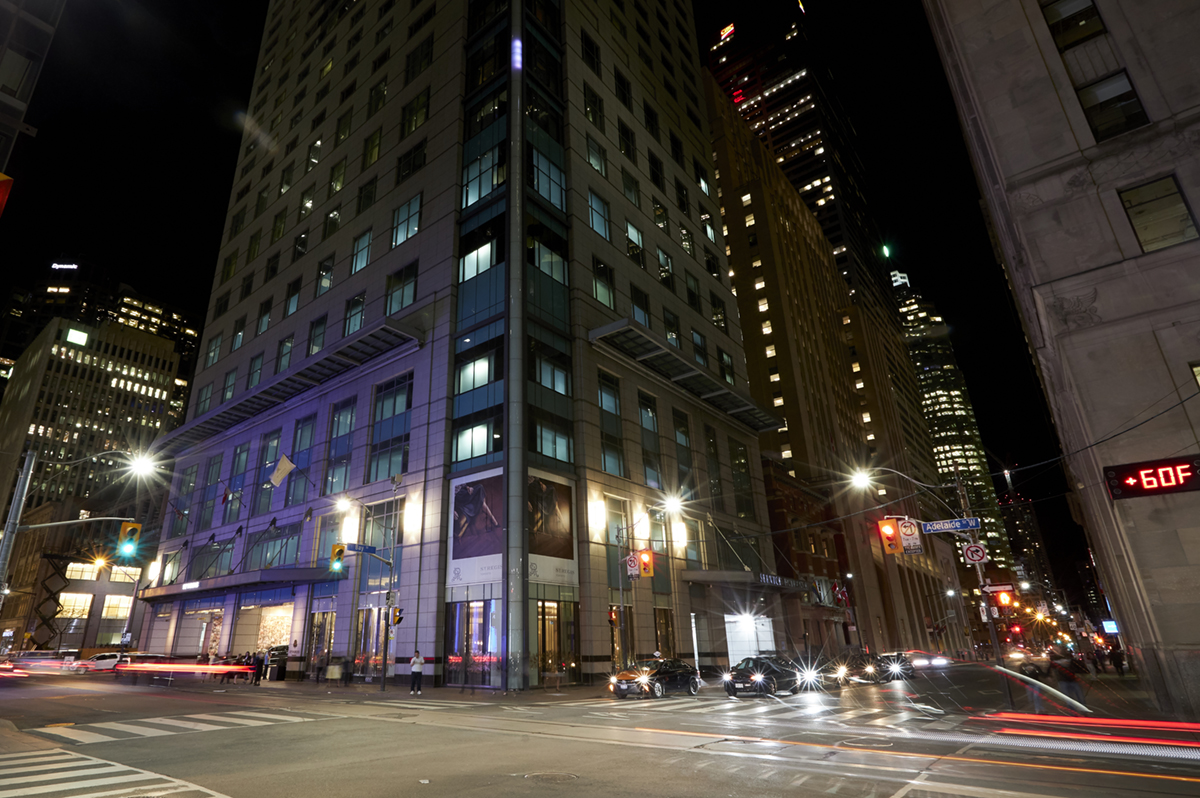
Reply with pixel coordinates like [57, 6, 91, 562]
[638, 550, 654, 577]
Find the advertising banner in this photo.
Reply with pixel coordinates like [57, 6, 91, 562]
[447, 468, 505, 587]
[527, 472, 577, 586]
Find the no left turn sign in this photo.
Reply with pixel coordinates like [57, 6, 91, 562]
[963, 544, 988, 564]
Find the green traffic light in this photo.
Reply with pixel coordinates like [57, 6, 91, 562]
[120, 542, 136, 556]
[331, 561, 343, 572]
[882, 245, 890, 258]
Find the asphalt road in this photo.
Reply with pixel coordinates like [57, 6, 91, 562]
[3, 666, 1198, 798]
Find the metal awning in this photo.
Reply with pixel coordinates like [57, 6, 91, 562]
[155, 316, 422, 455]
[138, 566, 338, 602]
[588, 318, 780, 432]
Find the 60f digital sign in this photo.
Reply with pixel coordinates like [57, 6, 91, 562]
[1104, 456, 1200, 500]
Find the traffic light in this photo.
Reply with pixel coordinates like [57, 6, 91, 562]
[877, 519, 901, 554]
[1011, 624, 1022, 634]
[392, 608, 404, 626]
[117, 523, 142, 557]
[330, 543, 346, 572]
[608, 610, 618, 628]
[638, 549, 654, 577]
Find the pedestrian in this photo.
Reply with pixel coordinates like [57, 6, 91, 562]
[1048, 647, 1088, 706]
[1110, 648, 1126, 677]
[341, 656, 353, 687]
[410, 649, 425, 695]
[253, 652, 265, 686]
[315, 654, 326, 684]
[219, 655, 233, 685]
[1095, 647, 1108, 673]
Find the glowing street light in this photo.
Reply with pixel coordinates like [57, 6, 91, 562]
[336, 497, 352, 512]
[662, 496, 683, 514]
[851, 471, 871, 489]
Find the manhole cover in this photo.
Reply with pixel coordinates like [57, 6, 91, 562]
[525, 773, 578, 783]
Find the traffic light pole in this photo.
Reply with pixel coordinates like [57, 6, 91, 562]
[360, 547, 394, 693]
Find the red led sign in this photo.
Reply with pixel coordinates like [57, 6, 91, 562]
[1104, 456, 1200, 500]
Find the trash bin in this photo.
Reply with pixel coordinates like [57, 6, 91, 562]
[271, 664, 284, 681]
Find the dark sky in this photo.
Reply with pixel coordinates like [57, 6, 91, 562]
[1, 1, 1090, 598]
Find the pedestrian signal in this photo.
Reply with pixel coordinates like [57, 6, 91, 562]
[117, 522, 142, 557]
[997, 591, 1012, 606]
[608, 610, 618, 628]
[638, 549, 654, 577]
[330, 543, 346, 572]
[877, 519, 901, 554]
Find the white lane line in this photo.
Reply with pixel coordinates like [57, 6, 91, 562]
[135, 717, 227, 731]
[225, 711, 310, 722]
[865, 713, 919, 726]
[89, 722, 176, 737]
[185, 714, 271, 726]
[29, 727, 119, 744]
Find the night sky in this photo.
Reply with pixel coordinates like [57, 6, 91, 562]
[0, 1, 1089, 598]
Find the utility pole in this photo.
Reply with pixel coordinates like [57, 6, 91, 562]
[0, 452, 36, 617]
[956, 465, 1014, 708]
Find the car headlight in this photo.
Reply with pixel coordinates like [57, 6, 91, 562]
[801, 669, 819, 682]
[836, 666, 848, 678]
[636, 675, 649, 684]
[912, 658, 930, 667]
[722, 672, 732, 681]
[888, 663, 903, 673]
[751, 673, 763, 682]
[1009, 652, 1025, 659]
[610, 676, 618, 684]
[932, 657, 949, 666]
[865, 665, 875, 673]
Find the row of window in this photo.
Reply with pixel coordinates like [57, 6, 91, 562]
[197, 261, 418, 416]
[176, 372, 415, 537]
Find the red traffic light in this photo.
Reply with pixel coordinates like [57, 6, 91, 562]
[877, 519, 901, 554]
[1011, 624, 1022, 633]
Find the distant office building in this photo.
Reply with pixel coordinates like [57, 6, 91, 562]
[998, 492, 1053, 592]
[707, 72, 970, 657]
[0, 0, 65, 170]
[706, 6, 942, 526]
[892, 270, 1012, 570]
[0, 318, 182, 519]
[138, 0, 783, 689]
[924, 0, 1200, 716]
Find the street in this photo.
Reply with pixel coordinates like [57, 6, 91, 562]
[3, 664, 1199, 798]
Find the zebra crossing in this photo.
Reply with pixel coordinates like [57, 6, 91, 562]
[360, 698, 496, 711]
[27, 709, 334, 746]
[544, 696, 965, 728]
[0, 748, 229, 798]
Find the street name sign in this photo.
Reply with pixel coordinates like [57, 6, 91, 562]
[921, 517, 981, 533]
[344, 543, 377, 554]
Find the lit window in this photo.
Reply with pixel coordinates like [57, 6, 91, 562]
[744, 213, 755, 227]
[761, 321, 772, 335]
[842, 315, 851, 325]
[765, 345, 776, 358]
[741, 193, 752, 206]
[65, 562, 99, 580]
[101, 595, 133, 620]
[758, 298, 769, 312]
[851, 361, 861, 373]
[754, 279, 765, 290]
[773, 396, 784, 407]
[862, 412, 871, 423]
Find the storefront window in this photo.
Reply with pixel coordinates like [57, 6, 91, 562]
[444, 599, 503, 687]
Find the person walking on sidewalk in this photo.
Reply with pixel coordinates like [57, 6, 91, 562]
[1110, 647, 1126, 676]
[410, 650, 425, 695]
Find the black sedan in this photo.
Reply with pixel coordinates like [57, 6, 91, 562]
[722, 655, 818, 696]
[875, 652, 916, 681]
[609, 658, 700, 699]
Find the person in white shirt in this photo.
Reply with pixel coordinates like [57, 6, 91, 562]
[410, 650, 425, 695]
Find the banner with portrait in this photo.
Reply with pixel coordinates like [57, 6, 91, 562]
[527, 471, 577, 586]
[447, 468, 505, 586]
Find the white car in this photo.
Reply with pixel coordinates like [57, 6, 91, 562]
[71, 653, 128, 673]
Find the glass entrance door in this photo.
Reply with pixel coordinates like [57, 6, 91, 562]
[307, 611, 335, 679]
[535, 600, 579, 686]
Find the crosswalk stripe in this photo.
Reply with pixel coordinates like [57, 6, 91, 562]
[225, 711, 310, 723]
[0, 759, 101, 776]
[0, 771, 162, 798]
[0, 751, 77, 761]
[0, 764, 127, 787]
[135, 717, 227, 731]
[88, 722, 176, 737]
[29, 727, 120, 744]
[830, 708, 881, 719]
[0, 753, 78, 768]
[864, 712, 919, 726]
[185, 714, 271, 726]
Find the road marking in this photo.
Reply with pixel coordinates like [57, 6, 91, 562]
[88, 722, 176, 737]
[26, 727, 119, 744]
[865, 713, 920, 727]
[0, 749, 230, 798]
[185, 714, 272, 726]
[225, 711, 310, 723]
[0, 759, 97, 777]
[360, 700, 494, 710]
[135, 717, 227, 731]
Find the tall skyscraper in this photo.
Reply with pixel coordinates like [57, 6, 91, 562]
[138, 0, 783, 689]
[707, 74, 969, 656]
[892, 270, 1012, 570]
[706, 6, 942, 527]
[0, 0, 65, 170]
[924, 0, 1200, 717]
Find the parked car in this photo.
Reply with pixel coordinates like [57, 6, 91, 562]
[609, 657, 700, 699]
[722, 655, 811, 696]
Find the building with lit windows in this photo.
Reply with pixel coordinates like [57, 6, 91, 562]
[706, 5, 943, 528]
[0, 0, 65, 170]
[707, 73, 969, 658]
[924, 0, 1200, 716]
[136, 0, 788, 690]
[892, 270, 1011, 570]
